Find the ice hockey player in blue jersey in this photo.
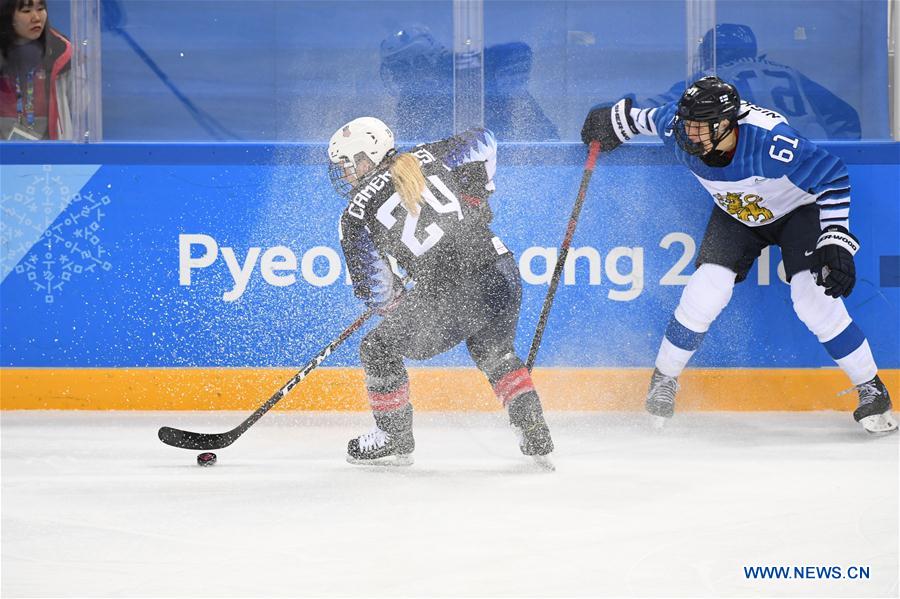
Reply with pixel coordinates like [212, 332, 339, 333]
[328, 117, 554, 466]
[581, 76, 896, 434]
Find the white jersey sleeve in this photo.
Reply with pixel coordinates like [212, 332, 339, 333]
[629, 106, 660, 137]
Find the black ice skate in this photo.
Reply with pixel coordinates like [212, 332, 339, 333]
[347, 404, 415, 466]
[851, 375, 897, 435]
[646, 368, 679, 427]
[508, 393, 554, 470]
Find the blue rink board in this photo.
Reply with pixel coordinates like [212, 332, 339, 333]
[1, 143, 898, 368]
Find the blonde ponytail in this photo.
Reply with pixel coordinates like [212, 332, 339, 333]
[390, 153, 426, 216]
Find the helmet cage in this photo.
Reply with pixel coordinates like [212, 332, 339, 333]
[328, 159, 357, 198]
[673, 76, 741, 156]
[673, 116, 735, 156]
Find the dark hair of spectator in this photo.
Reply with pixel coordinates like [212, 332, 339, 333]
[0, 0, 50, 60]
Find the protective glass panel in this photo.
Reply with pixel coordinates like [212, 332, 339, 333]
[481, 0, 888, 142]
[17, 0, 891, 143]
[712, 0, 888, 140]
[483, 0, 686, 142]
[98, 0, 453, 141]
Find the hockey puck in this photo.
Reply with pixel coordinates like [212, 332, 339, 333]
[197, 452, 217, 467]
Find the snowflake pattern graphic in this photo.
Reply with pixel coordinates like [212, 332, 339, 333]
[2, 165, 112, 304]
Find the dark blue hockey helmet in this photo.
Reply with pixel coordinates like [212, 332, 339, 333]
[485, 42, 533, 92]
[699, 23, 758, 70]
[379, 24, 448, 93]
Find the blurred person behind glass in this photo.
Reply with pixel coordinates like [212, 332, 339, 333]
[380, 24, 558, 141]
[484, 42, 559, 141]
[599, 24, 860, 140]
[380, 24, 453, 140]
[0, 0, 72, 140]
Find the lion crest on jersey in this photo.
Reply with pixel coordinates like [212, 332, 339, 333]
[714, 192, 774, 223]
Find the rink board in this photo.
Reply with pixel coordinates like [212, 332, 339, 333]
[2, 367, 900, 411]
[1, 143, 898, 410]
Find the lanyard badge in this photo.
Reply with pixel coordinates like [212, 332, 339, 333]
[9, 69, 40, 140]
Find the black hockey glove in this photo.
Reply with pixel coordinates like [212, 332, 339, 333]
[453, 161, 491, 200]
[580, 98, 638, 151]
[813, 225, 859, 298]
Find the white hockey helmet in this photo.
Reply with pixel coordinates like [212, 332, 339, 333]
[328, 117, 396, 197]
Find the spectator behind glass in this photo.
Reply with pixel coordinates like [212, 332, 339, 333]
[0, 0, 72, 140]
[380, 24, 558, 141]
[627, 24, 861, 140]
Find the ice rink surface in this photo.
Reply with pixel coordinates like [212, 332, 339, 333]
[2, 410, 898, 598]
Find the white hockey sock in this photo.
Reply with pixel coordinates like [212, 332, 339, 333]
[831, 335, 877, 386]
[790, 271, 877, 386]
[655, 337, 695, 378]
[654, 264, 736, 378]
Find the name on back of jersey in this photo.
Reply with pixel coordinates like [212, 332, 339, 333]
[740, 102, 787, 128]
[348, 172, 392, 220]
[347, 147, 437, 220]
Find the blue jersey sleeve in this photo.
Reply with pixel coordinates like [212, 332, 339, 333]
[797, 74, 861, 140]
[767, 123, 851, 230]
[338, 213, 396, 306]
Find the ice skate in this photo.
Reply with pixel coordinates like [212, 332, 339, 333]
[346, 427, 415, 466]
[347, 404, 415, 466]
[646, 368, 679, 428]
[851, 375, 897, 435]
[508, 394, 555, 470]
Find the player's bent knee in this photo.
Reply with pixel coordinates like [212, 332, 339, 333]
[360, 329, 397, 369]
[790, 270, 851, 340]
[676, 264, 737, 331]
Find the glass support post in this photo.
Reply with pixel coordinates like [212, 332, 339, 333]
[890, 0, 899, 140]
[453, 0, 484, 133]
[70, 0, 103, 141]
[686, 0, 716, 82]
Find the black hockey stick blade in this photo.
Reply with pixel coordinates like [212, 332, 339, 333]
[157, 307, 377, 451]
[157, 376, 296, 450]
[158, 426, 239, 450]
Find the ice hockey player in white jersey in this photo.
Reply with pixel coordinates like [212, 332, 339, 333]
[581, 76, 896, 434]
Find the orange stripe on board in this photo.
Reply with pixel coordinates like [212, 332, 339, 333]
[1, 368, 897, 411]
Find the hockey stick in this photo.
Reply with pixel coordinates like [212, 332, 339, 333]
[526, 141, 601, 371]
[158, 307, 378, 450]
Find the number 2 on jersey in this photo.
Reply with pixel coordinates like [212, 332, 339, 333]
[376, 175, 463, 256]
